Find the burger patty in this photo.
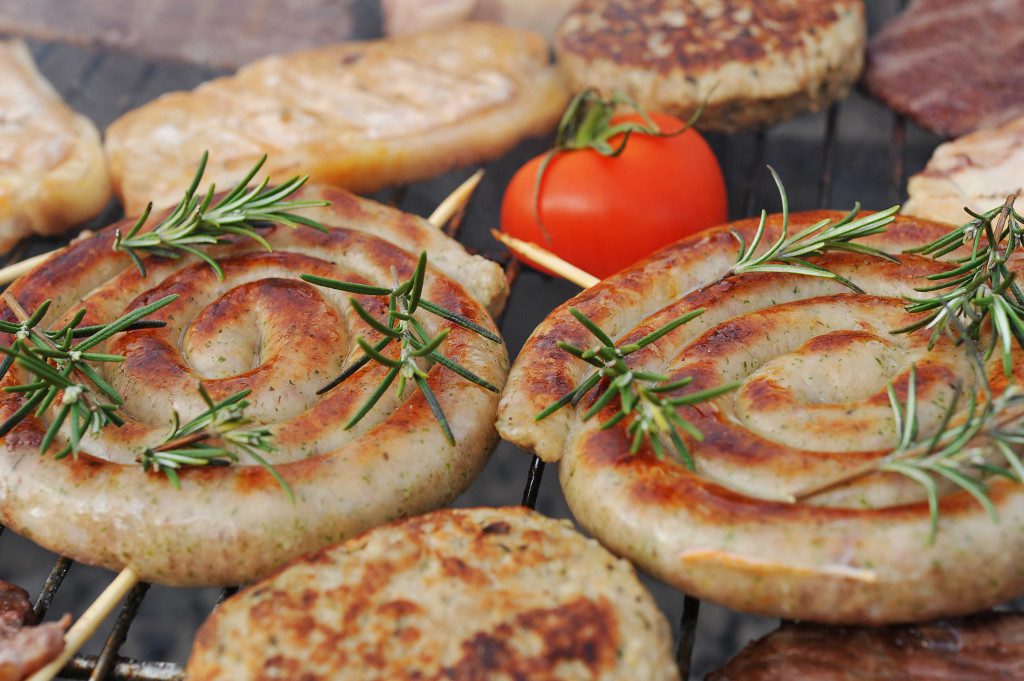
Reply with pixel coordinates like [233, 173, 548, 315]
[186, 507, 680, 681]
[555, 0, 865, 132]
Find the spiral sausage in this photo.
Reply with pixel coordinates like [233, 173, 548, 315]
[0, 185, 509, 586]
[498, 211, 1024, 624]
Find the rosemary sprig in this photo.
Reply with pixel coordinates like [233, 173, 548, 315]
[894, 194, 1024, 375]
[0, 294, 179, 457]
[299, 252, 501, 445]
[113, 151, 329, 278]
[729, 167, 899, 292]
[140, 386, 292, 500]
[796, 365, 1024, 542]
[536, 307, 738, 469]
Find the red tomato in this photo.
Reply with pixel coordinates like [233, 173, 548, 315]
[500, 112, 727, 280]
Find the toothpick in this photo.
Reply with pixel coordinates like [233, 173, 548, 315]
[428, 169, 484, 233]
[490, 230, 599, 289]
[26, 566, 140, 681]
[0, 231, 93, 287]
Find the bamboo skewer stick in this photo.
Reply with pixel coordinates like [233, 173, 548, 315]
[428, 169, 484, 230]
[0, 231, 93, 287]
[490, 230, 600, 289]
[26, 566, 140, 681]
[0, 167, 485, 289]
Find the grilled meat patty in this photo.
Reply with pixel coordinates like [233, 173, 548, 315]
[186, 507, 680, 681]
[708, 612, 1024, 681]
[0, 186, 508, 587]
[497, 211, 1024, 623]
[865, 0, 1024, 138]
[105, 23, 569, 215]
[555, 0, 865, 132]
[904, 115, 1024, 225]
[0, 40, 110, 253]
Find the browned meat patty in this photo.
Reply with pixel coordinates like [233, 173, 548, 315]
[187, 507, 680, 681]
[708, 612, 1024, 680]
[555, 0, 865, 132]
[865, 0, 1024, 138]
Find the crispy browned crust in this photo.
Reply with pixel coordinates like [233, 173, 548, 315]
[0, 185, 509, 587]
[865, 0, 1024, 139]
[708, 612, 1024, 680]
[186, 507, 680, 681]
[497, 211, 1024, 623]
[555, 0, 865, 131]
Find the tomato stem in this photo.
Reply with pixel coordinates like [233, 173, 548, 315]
[532, 89, 705, 244]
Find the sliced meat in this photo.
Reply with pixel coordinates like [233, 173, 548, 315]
[865, 0, 1024, 138]
[0, 580, 69, 681]
[555, 0, 866, 132]
[383, 0, 578, 41]
[0, 40, 110, 253]
[708, 613, 1024, 680]
[186, 507, 680, 681]
[904, 115, 1024, 225]
[105, 23, 569, 215]
[0, 0, 354, 69]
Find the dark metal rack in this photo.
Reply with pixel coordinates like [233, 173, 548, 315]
[0, 2, 937, 679]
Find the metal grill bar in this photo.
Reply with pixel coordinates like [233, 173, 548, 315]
[33, 556, 73, 621]
[90, 582, 151, 681]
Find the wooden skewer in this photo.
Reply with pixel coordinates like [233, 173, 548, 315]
[0, 167, 484, 289]
[26, 566, 140, 681]
[427, 169, 484, 230]
[0, 230, 94, 287]
[490, 230, 600, 289]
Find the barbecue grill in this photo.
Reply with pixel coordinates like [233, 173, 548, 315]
[0, 1, 959, 678]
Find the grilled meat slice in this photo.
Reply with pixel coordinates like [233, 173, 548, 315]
[0, 40, 110, 253]
[708, 613, 1024, 680]
[865, 0, 1024, 138]
[0, 580, 69, 681]
[105, 23, 569, 215]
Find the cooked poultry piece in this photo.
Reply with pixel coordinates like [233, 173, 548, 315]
[0, 40, 110, 253]
[555, 0, 865, 132]
[707, 613, 1024, 681]
[105, 23, 569, 215]
[865, 0, 1024, 138]
[187, 507, 680, 681]
[904, 115, 1024, 225]
[0, 185, 509, 587]
[497, 210, 1024, 623]
[0, 580, 69, 681]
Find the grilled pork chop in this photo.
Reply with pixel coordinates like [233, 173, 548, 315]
[904, 115, 1024, 225]
[0, 40, 110, 253]
[865, 0, 1024, 138]
[187, 507, 680, 681]
[105, 23, 569, 215]
[497, 211, 1024, 624]
[708, 613, 1024, 680]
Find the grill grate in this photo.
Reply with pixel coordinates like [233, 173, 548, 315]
[0, 3, 926, 679]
